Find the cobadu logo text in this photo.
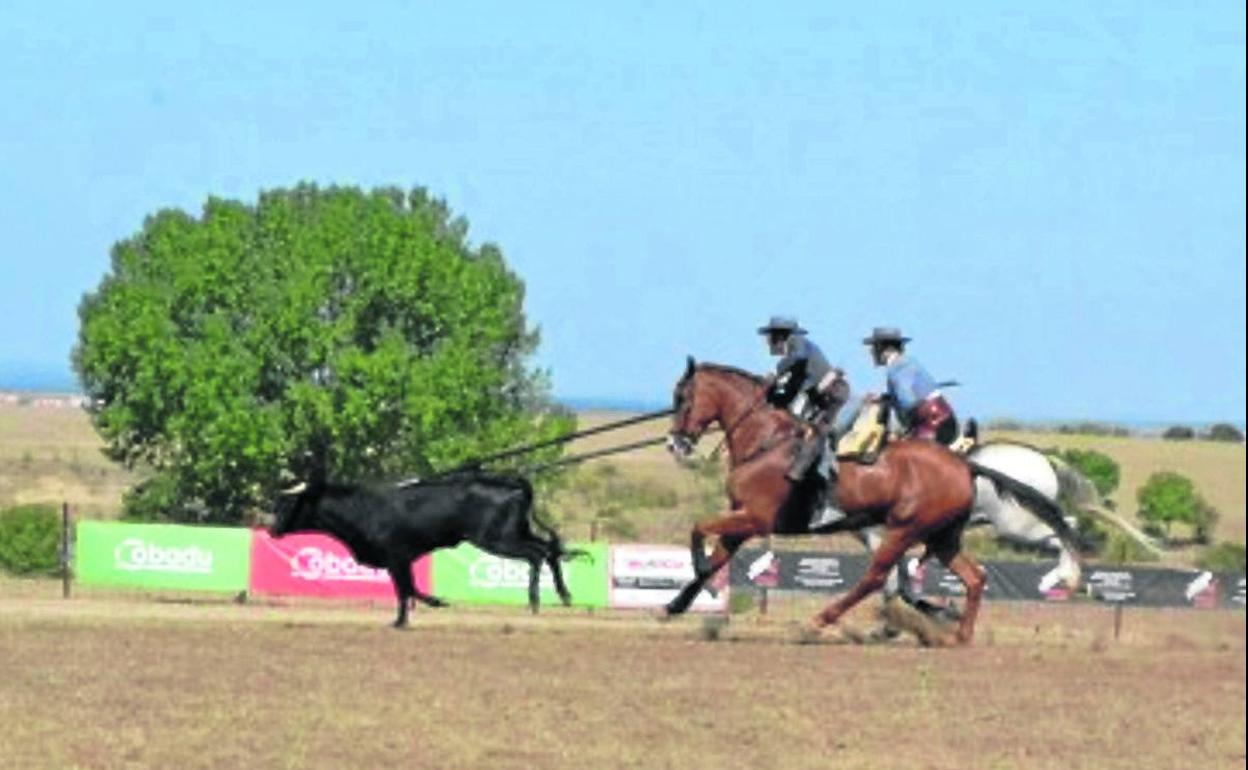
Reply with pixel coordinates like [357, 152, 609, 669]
[468, 555, 556, 590]
[113, 538, 214, 574]
[290, 547, 388, 583]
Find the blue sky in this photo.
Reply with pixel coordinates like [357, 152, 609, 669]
[1, 2, 1243, 423]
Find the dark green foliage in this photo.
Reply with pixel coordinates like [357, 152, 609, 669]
[0, 504, 61, 576]
[1196, 542, 1246, 573]
[1136, 471, 1218, 543]
[75, 184, 572, 524]
[1162, 425, 1195, 441]
[1203, 423, 1244, 443]
[1056, 448, 1120, 498]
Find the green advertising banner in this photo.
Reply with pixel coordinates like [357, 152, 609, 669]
[431, 542, 608, 608]
[75, 521, 251, 592]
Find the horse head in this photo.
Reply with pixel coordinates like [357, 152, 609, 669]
[667, 357, 770, 462]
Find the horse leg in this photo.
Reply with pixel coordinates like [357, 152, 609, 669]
[1057, 540, 1082, 591]
[938, 550, 986, 644]
[668, 529, 753, 618]
[814, 527, 914, 628]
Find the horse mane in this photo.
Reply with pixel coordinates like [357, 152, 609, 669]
[696, 362, 765, 386]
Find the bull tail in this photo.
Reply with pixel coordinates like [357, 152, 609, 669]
[967, 460, 1089, 555]
[559, 547, 593, 563]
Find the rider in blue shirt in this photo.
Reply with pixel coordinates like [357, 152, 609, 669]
[863, 327, 958, 444]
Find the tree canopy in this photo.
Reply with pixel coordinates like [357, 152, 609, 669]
[74, 184, 573, 523]
[1136, 471, 1218, 543]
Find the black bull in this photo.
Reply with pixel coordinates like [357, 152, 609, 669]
[271, 471, 583, 627]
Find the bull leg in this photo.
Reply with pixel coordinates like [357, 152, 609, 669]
[665, 532, 748, 617]
[410, 585, 449, 609]
[546, 551, 573, 607]
[813, 527, 914, 629]
[481, 540, 550, 614]
[387, 563, 416, 629]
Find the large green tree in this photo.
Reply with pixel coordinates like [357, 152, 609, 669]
[74, 184, 573, 523]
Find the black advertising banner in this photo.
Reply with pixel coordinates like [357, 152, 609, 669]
[730, 549, 1245, 610]
[732, 549, 869, 592]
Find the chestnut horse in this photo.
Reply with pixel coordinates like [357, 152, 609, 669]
[664, 358, 989, 644]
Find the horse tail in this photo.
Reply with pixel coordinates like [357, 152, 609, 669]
[1047, 456, 1166, 557]
[967, 460, 1088, 554]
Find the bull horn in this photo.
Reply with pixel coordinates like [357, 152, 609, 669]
[279, 481, 307, 495]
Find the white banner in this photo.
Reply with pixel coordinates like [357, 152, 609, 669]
[608, 544, 727, 612]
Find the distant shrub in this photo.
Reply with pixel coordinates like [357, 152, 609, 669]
[1162, 425, 1195, 441]
[1137, 471, 1218, 543]
[0, 504, 61, 576]
[1056, 448, 1120, 498]
[1203, 423, 1245, 443]
[1056, 422, 1131, 437]
[985, 419, 1025, 432]
[1196, 542, 1246, 573]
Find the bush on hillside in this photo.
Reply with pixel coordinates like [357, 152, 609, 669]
[984, 418, 1025, 432]
[1056, 448, 1120, 499]
[1137, 471, 1218, 543]
[1162, 425, 1195, 441]
[1196, 542, 1246, 573]
[1203, 423, 1244, 443]
[1056, 422, 1131, 437]
[0, 504, 61, 576]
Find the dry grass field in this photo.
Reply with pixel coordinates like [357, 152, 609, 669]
[0, 401, 135, 516]
[0, 577, 1244, 770]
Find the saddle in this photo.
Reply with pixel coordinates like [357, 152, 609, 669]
[835, 403, 980, 462]
[835, 402, 889, 463]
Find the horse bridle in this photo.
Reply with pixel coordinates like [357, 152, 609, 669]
[668, 372, 769, 459]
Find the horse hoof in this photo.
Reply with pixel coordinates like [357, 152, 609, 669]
[796, 623, 824, 645]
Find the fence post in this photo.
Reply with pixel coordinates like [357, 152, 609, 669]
[759, 535, 772, 616]
[60, 502, 72, 599]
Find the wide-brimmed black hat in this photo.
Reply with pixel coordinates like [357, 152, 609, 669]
[757, 316, 807, 336]
[862, 326, 912, 346]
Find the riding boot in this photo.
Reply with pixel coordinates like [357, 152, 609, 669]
[807, 464, 847, 531]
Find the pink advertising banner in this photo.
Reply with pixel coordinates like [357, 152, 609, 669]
[249, 530, 430, 599]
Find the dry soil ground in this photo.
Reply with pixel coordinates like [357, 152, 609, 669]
[1, 579, 1243, 770]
